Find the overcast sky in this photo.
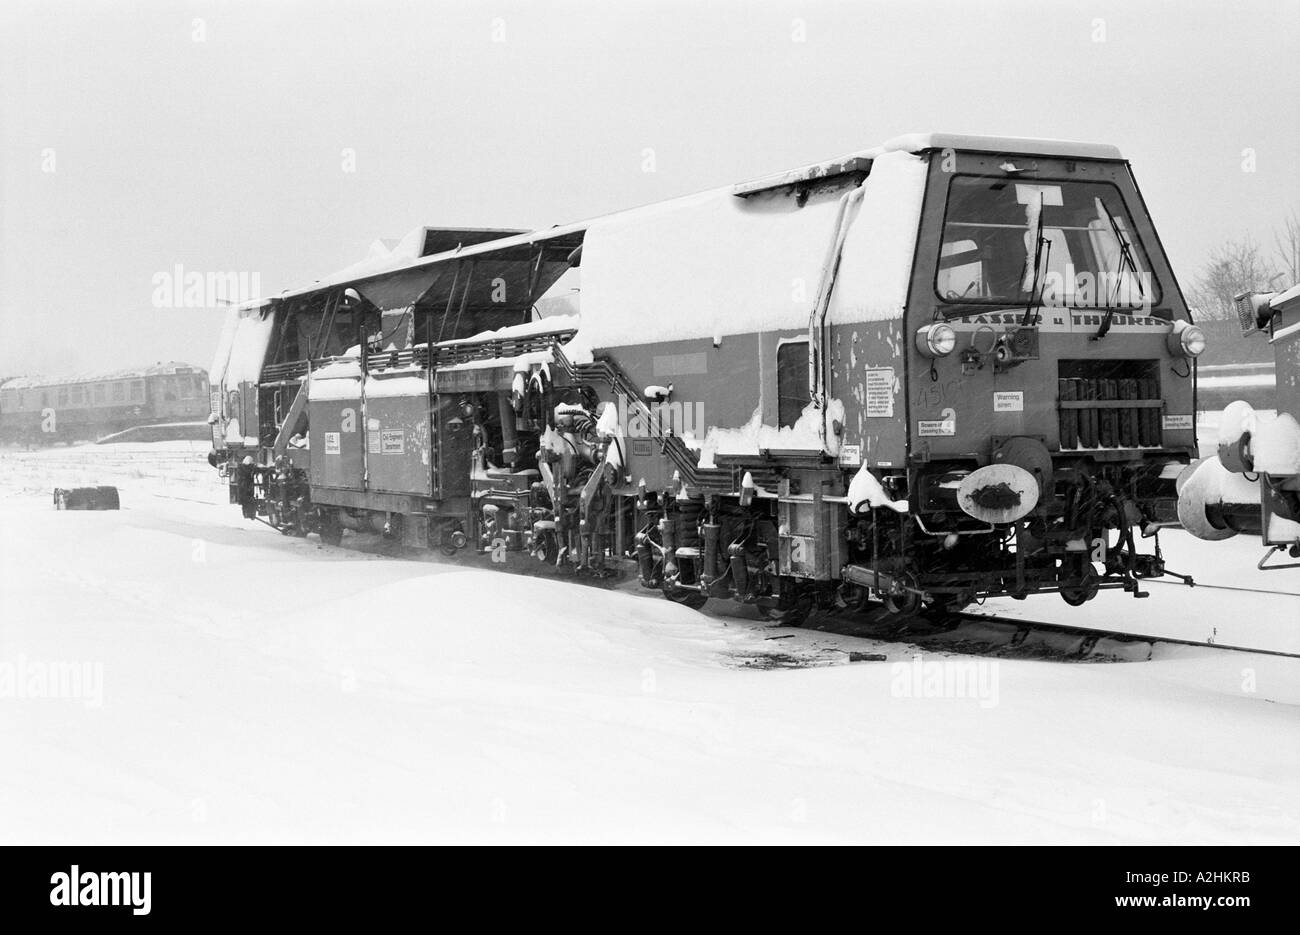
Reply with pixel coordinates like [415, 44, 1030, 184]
[2, 0, 1296, 377]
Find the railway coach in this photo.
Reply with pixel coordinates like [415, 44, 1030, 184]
[0, 362, 210, 445]
[209, 133, 1206, 619]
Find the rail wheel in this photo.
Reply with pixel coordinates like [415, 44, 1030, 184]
[439, 523, 468, 556]
[662, 585, 707, 610]
[919, 593, 966, 627]
[318, 511, 343, 546]
[875, 563, 923, 616]
[759, 582, 813, 627]
[882, 589, 921, 617]
[758, 602, 812, 627]
[1058, 557, 1099, 607]
[835, 582, 873, 614]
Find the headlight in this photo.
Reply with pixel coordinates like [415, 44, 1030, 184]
[1167, 323, 1206, 358]
[916, 323, 957, 358]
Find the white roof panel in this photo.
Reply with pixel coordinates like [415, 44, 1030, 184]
[1270, 282, 1300, 309]
[878, 132, 1123, 161]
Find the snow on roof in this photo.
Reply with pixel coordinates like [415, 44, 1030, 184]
[431, 313, 580, 348]
[580, 150, 928, 349]
[1271, 282, 1300, 308]
[730, 133, 1124, 197]
[210, 304, 276, 390]
[256, 133, 1124, 307]
[732, 155, 872, 198]
[436, 349, 556, 375]
[1, 362, 207, 391]
[876, 132, 1124, 161]
[268, 222, 586, 305]
[311, 358, 362, 381]
[308, 368, 432, 401]
[303, 226, 433, 295]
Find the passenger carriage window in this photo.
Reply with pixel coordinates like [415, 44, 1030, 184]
[112, 382, 125, 402]
[132, 381, 144, 401]
[776, 341, 811, 429]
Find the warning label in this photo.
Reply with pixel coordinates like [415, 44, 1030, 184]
[864, 368, 895, 418]
[1162, 414, 1193, 431]
[367, 430, 381, 454]
[324, 432, 340, 454]
[918, 409, 956, 437]
[918, 420, 956, 437]
[838, 444, 862, 467]
[381, 430, 404, 454]
[993, 391, 1024, 412]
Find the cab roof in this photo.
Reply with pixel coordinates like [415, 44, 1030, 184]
[877, 132, 1123, 161]
[732, 133, 1124, 196]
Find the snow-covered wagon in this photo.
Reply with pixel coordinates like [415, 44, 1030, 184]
[1177, 284, 1300, 569]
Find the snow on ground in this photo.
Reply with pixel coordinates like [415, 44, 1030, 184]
[0, 441, 221, 504]
[1, 443, 1299, 843]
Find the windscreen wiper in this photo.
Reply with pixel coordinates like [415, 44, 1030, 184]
[1093, 200, 1145, 339]
[1021, 192, 1049, 327]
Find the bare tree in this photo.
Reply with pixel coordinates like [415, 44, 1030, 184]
[1274, 209, 1300, 285]
[1186, 235, 1281, 319]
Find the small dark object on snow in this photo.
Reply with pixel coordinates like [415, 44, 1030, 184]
[53, 486, 120, 510]
[848, 652, 887, 663]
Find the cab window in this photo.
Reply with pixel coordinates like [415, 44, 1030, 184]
[935, 176, 1160, 311]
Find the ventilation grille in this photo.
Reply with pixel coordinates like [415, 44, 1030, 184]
[1057, 360, 1162, 449]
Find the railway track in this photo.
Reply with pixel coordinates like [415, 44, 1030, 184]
[335, 536, 1297, 662]
[6, 453, 1294, 663]
[1143, 577, 1300, 599]
[909, 610, 1300, 660]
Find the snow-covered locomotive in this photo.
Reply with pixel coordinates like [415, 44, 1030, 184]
[1177, 285, 1300, 569]
[209, 133, 1207, 618]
